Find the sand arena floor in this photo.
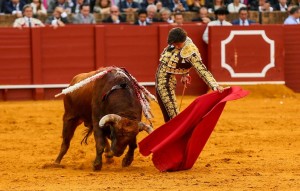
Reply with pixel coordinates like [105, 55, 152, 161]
[0, 85, 299, 191]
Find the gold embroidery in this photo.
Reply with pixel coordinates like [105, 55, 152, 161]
[165, 67, 189, 74]
[186, 54, 218, 89]
[155, 37, 219, 120]
[156, 64, 179, 119]
[180, 38, 201, 58]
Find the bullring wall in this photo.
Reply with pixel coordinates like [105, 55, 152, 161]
[0, 24, 299, 100]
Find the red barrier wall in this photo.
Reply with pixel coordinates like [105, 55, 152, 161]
[95, 25, 159, 81]
[0, 28, 33, 100]
[1, 24, 300, 100]
[208, 25, 285, 83]
[283, 25, 300, 92]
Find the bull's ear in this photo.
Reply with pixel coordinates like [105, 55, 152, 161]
[138, 122, 153, 134]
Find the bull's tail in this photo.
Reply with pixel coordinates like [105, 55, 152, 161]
[81, 128, 93, 145]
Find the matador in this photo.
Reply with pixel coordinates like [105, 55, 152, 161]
[156, 27, 224, 122]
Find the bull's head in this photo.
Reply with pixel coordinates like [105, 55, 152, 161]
[99, 114, 153, 157]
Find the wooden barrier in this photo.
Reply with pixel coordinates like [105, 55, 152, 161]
[1, 24, 300, 100]
[261, 11, 288, 24]
[0, 14, 17, 27]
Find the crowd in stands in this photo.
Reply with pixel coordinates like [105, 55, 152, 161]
[0, 0, 299, 27]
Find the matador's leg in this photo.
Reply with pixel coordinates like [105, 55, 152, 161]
[156, 74, 179, 122]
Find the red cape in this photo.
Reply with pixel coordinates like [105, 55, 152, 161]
[138, 86, 249, 172]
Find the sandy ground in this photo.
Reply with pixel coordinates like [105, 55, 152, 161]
[0, 85, 299, 191]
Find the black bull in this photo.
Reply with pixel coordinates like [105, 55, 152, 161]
[54, 68, 153, 171]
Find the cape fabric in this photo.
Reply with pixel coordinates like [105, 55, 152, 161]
[138, 86, 249, 172]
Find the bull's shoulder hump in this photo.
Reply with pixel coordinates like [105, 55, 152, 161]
[70, 71, 98, 85]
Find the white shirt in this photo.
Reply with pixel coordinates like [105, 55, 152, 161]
[279, 4, 287, 12]
[13, 17, 45, 28]
[146, 17, 152, 23]
[227, 3, 246, 13]
[202, 20, 232, 44]
[30, 2, 47, 15]
[138, 20, 147, 26]
[12, 3, 21, 15]
[259, 6, 273, 12]
[239, 19, 249, 25]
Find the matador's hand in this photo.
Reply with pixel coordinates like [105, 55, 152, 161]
[181, 75, 191, 86]
[213, 86, 224, 93]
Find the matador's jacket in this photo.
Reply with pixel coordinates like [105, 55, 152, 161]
[155, 37, 219, 122]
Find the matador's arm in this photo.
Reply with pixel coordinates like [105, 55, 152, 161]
[186, 54, 219, 90]
[181, 41, 219, 90]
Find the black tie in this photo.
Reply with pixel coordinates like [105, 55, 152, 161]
[28, 18, 32, 27]
[220, 21, 223, 26]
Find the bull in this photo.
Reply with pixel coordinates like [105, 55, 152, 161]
[54, 67, 155, 171]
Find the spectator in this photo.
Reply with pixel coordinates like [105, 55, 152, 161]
[259, 0, 274, 11]
[141, 0, 157, 9]
[156, 1, 162, 12]
[118, 0, 140, 13]
[102, 5, 126, 23]
[192, 6, 214, 23]
[168, 0, 189, 12]
[42, 0, 48, 10]
[134, 9, 150, 25]
[4, 0, 25, 16]
[47, 0, 73, 13]
[206, 0, 226, 13]
[172, 11, 184, 25]
[72, 0, 85, 13]
[273, 0, 289, 11]
[240, 0, 249, 5]
[45, 6, 69, 26]
[248, 0, 259, 10]
[284, 6, 299, 24]
[93, 0, 111, 13]
[202, 8, 232, 44]
[30, 0, 47, 16]
[0, 0, 4, 13]
[73, 3, 96, 23]
[13, 4, 45, 27]
[146, 4, 160, 23]
[291, 0, 300, 6]
[232, 7, 256, 25]
[227, 0, 246, 12]
[189, 0, 202, 12]
[159, 7, 174, 23]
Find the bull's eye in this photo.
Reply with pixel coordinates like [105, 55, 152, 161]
[120, 83, 127, 88]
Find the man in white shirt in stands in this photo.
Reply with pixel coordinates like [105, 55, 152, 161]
[13, 4, 45, 28]
[202, 8, 232, 44]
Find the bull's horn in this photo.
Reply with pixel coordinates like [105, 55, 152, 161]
[99, 114, 122, 128]
[138, 122, 153, 134]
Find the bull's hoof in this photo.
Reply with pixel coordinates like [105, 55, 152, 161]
[122, 156, 133, 167]
[93, 163, 102, 171]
